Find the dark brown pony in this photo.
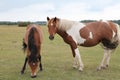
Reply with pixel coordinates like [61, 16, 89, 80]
[21, 24, 43, 78]
[47, 17, 120, 71]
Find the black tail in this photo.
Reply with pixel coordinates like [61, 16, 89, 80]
[28, 27, 38, 63]
[101, 38, 119, 49]
[22, 39, 27, 52]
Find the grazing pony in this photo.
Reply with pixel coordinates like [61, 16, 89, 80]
[47, 17, 120, 71]
[21, 24, 43, 78]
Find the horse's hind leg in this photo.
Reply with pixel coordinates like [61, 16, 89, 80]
[21, 57, 28, 74]
[105, 49, 113, 67]
[38, 55, 43, 71]
[97, 49, 113, 71]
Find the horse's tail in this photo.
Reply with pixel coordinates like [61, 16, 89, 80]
[22, 39, 27, 53]
[28, 27, 38, 63]
[115, 23, 120, 43]
[101, 23, 120, 50]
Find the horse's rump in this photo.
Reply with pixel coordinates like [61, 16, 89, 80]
[24, 24, 43, 44]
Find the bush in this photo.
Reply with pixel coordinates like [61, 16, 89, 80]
[18, 21, 31, 27]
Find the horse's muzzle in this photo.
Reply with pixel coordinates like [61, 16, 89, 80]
[31, 75, 37, 78]
[49, 36, 54, 40]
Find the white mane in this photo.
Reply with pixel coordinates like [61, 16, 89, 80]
[58, 19, 80, 31]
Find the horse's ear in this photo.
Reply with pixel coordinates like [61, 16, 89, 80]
[47, 17, 50, 21]
[54, 17, 57, 22]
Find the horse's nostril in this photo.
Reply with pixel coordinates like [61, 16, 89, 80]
[49, 36, 54, 40]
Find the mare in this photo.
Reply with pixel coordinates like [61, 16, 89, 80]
[21, 24, 43, 78]
[47, 17, 120, 71]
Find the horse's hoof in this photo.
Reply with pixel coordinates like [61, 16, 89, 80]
[101, 66, 106, 69]
[97, 66, 103, 71]
[21, 71, 24, 74]
[40, 69, 43, 71]
[78, 67, 83, 72]
[97, 68, 101, 71]
[106, 65, 109, 67]
[73, 65, 78, 69]
[97, 66, 106, 71]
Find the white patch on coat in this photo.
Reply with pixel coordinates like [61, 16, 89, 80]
[89, 32, 93, 39]
[75, 48, 84, 71]
[31, 72, 36, 76]
[51, 23, 53, 26]
[33, 63, 35, 65]
[112, 30, 116, 38]
[66, 22, 86, 44]
[59, 19, 76, 31]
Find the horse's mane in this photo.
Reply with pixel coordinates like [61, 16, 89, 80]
[58, 19, 80, 31]
[28, 24, 43, 43]
[28, 27, 38, 63]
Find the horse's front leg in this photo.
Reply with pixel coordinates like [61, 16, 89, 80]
[70, 46, 77, 69]
[21, 57, 28, 74]
[75, 48, 84, 71]
[38, 55, 43, 71]
[70, 43, 84, 71]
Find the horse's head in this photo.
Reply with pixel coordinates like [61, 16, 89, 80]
[28, 55, 39, 78]
[47, 17, 59, 40]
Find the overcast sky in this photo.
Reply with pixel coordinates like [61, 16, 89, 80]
[0, 0, 120, 21]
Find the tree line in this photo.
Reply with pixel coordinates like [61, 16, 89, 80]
[0, 21, 46, 26]
[0, 20, 120, 26]
[81, 20, 120, 25]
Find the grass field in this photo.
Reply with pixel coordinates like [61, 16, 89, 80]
[0, 25, 120, 80]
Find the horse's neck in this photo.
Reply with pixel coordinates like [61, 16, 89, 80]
[57, 30, 68, 39]
[58, 19, 78, 31]
[57, 19, 81, 39]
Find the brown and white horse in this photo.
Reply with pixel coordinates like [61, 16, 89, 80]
[47, 17, 120, 71]
[21, 24, 43, 78]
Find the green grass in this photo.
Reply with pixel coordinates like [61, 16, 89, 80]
[0, 25, 120, 80]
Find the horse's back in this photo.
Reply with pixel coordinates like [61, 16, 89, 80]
[24, 24, 43, 45]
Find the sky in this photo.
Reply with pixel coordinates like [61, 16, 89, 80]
[0, 0, 120, 21]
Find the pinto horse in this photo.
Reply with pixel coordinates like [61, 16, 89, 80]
[47, 17, 120, 71]
[21, 24, 43, 78]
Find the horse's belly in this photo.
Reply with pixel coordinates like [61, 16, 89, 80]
[79, 39, 100, 47]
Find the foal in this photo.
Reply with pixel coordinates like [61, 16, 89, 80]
[21, 24, 43, 78]
[47, 17, 120, 71]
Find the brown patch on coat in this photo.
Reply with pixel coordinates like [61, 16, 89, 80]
[80, 21, 115, 47]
